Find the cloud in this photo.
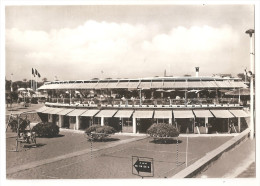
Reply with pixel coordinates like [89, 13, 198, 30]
[6, 21, 242, 80]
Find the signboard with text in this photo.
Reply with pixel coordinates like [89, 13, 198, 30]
[132, 156, 154, 177]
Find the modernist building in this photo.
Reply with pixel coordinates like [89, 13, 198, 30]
[37, 70, 250, 134]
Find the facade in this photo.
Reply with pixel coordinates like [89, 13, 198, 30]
[36, 74, 250, 134]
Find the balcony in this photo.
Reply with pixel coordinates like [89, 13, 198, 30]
[44, 97, 241, 108]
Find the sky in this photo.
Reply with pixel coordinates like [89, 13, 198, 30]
[5, 4, 255, 82]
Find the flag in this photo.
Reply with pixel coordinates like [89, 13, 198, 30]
[32, 68, 35, 77]
[38, 72, 41, 78]
[35, 69, 38, 75]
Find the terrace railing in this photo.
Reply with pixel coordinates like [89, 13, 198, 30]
[45, 97, 239, 107]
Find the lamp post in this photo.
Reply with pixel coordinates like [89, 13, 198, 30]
[245, 29, 254, 139]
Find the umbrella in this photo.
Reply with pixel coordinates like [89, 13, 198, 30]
[156, 89, 165, 92]
[225, 88, 252, 96]
[187, 89, 201, 93]
[18, 88, 26, 91]
[165, 89, 175, 92]
[75, 90, 80, 94]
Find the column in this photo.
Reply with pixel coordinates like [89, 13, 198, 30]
[169, 118, 172, 125]
[101, 117, 104, 126]
[238, 117, 241, 133]
[75, 116, 80, 130]
[133, 117, 136, 133]
[205, 117, 209, 134]
[58, 115, 63, 128]
[48, 114, 53, 123]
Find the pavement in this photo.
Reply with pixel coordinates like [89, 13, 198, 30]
[196, 137, 255, 178]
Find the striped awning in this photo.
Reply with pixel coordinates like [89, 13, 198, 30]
[95, 110, 118, 117]
[57, 109, 75, 115]
[173, 110, 194, 118]
[193, 110, 214, 118]
[210, 110, 234, 118]
[66, 109, 87, 116]
[114, 110, 134, 118]
[153, 110, 172, 119]
[81, 109, 100, 117]
[36, 106, 50, 113]
[229, 110, 250, 117]
[133, 110, 154, 118]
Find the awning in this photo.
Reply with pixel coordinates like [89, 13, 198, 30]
[116, 82, 129, 89]
[66, 109, 87, 116]
[193, 110, 214, 118]
[114, 110, 134, 118]
[127, 82, 140, 89]
[153, 110, 172, 119]
[173, 82, 188, 89]
[210, 110, 234, 118]
[138, 82, 151, 89]
[133, 110, 154, 118]
[95, 110, 118, 117]
[36, 106, 50, 113]
[57, 109, 75, 115]
[81, 109, 100, 117]
[48, 108, 66, 114]
[94, 82, 109, 89]
[229, 110, 250, 117]
[163, 81, 174, 88]
[151, 81, 164, 88]
[173, 110, 194, 118]
[41, 107, 57, 114]
[188, 81, 204, 88]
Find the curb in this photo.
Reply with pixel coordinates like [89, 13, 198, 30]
[171, 128, 251, 178]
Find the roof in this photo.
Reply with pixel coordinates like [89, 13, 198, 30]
[210, 110, 234, 118]
[80, 109, 100, 117]
[114, 110, 134, 118]
[229, 110, 250, 117]
[57, 109, 75, 115]
[193, 110, 214, 118]
[133, 110, 154, 118]
[66, 109, 87, 116]
[153, 110, 172, 118]
[95, 110, 118, 117]
[173, 110, 194, 118]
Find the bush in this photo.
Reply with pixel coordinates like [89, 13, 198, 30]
[147, 123, 179, 138]
[85, 125, 116, 141]
[32, 122, 59, 137]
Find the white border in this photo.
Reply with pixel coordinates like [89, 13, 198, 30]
[1, 1, 259, 186]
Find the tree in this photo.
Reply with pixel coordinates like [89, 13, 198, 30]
[42, 77, 48, 82]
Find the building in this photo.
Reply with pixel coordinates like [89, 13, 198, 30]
[37, 70, 250, 134]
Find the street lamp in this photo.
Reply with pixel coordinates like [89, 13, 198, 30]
[245, 29, 254, 139]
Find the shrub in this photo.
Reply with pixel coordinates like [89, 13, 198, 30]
[32, 122, 59, 137]
[85, 125, 116, 141]
[147, 123, 179, 138]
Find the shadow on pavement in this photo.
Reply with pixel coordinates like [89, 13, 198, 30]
[149, 138, 183, 144]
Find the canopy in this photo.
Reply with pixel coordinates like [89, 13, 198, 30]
[36, 106, 50, 113]
[114, 110, 134, 118]
[81, 109, 100, 117]
[66, 109, 87, 116]
[41, 107, 58, 114]
[225, 88, 251, 96]
[153, 110, 172, 119]
[173, 110, 194, 118]
[133, 110, 154, 118]
[48, 108, 66, 114]
[193, 110, 214, 118]
[210, 110, 234, 118]
[229, 110, 250, 117]
[95, 110, 118, 117]
[57, 109, 75, 115]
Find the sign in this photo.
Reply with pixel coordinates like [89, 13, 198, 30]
[132, 156, 154, 177]
[134, 160, 151, 173]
